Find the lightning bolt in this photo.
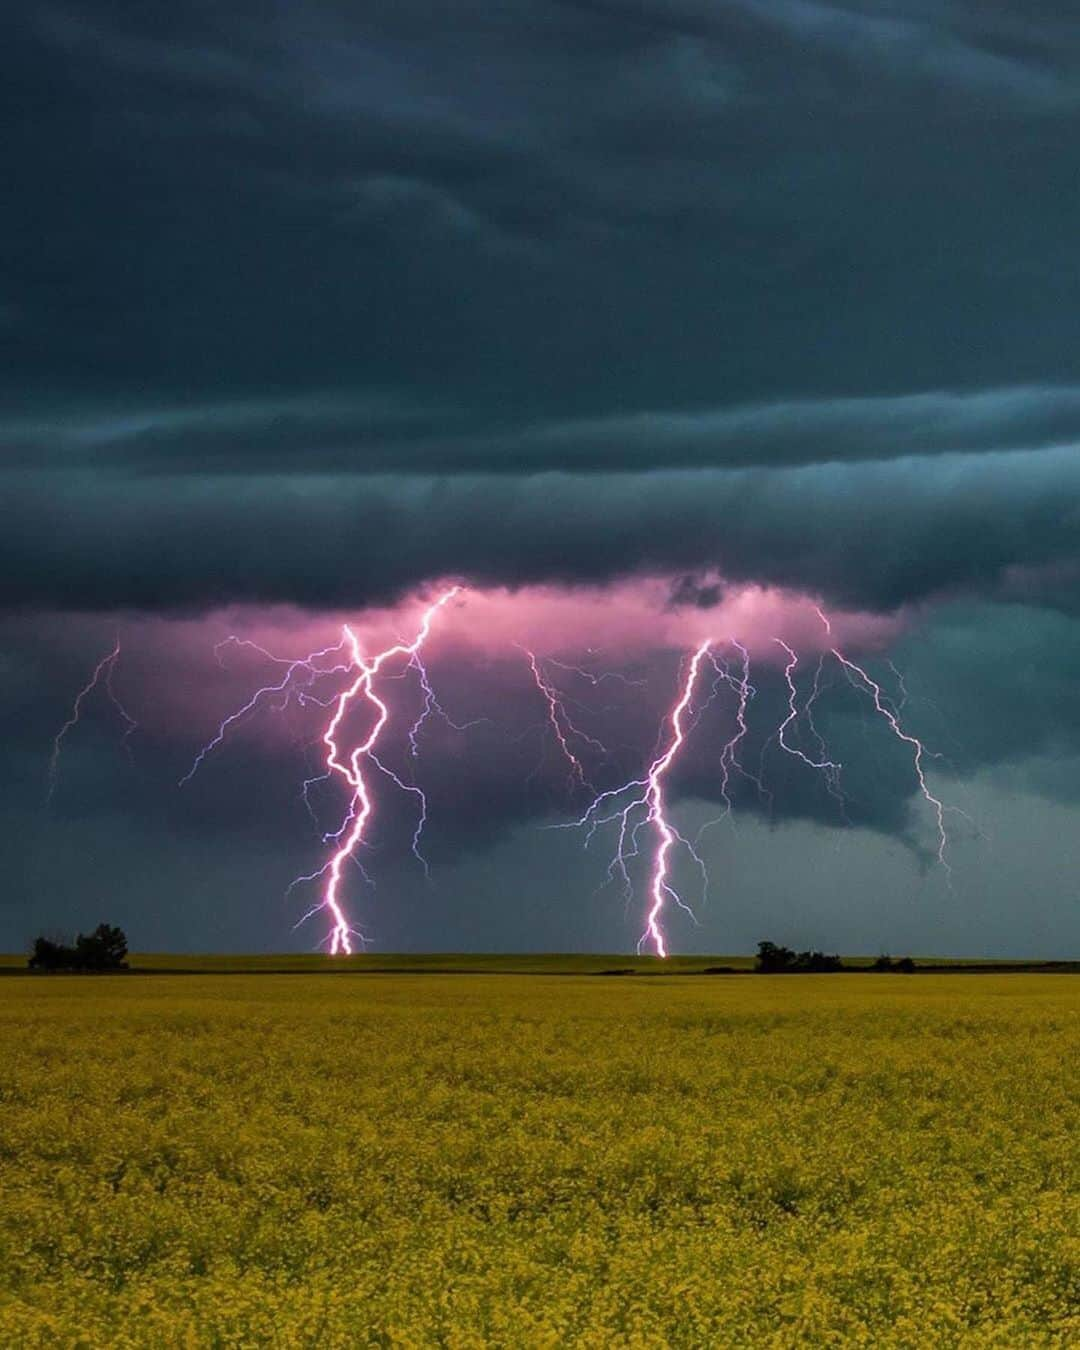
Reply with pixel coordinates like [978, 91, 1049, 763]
[815, 605, 953, 875]
[773, 638, 843, 776]
[522, 647, 606, 795]
[641, 640, 713, 956]
[48, 637, 135, 799]
[407, 650, 487, 756]
[697, 639, 770, 835]
[886, 659, 911, 713]
[367, 750, 432, 878]
[545, 656, 648, 689]
[105, 652, 138, 760]
[556, 640, 712, 957]
[180, 637, 352, 787]
[308, 586, 461, 954]
[800, 652, 850, 821]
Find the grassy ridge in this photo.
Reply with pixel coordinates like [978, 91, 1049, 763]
[0, 972, 1077, 1343]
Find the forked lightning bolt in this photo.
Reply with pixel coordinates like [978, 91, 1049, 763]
[814, 606, 953, 874]
[49, 637, 136, 800]
[641, 640, 713, 956]
[558, 640, 712, 957]
[181, 588, 463, 950]
[522, 647, 609, 794]
[179, 637, 352, 787]
[302, 586, 461, 953]
[697, 640, 770, 836]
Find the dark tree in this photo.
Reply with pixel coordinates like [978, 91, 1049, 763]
[795, 949, 844, 973]
[756, 940, 844, 973]
[756, 940, 798, 972]
[75, 923, 128, 970]
[27, 924, 128, 971]
[28, 936, 69, 970]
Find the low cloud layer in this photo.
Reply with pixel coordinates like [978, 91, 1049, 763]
[3, 444, 1077, 613]
[10, 384, 1080, 477]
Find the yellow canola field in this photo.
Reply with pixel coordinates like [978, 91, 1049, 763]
[0, 972, 1077, 1347]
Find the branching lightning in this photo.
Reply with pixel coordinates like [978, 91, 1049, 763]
[407, 651, 487, 756]
[556, 639, 713, 957]
[640, 640, 713, 956]
[698, 640, 769, 834]
[814, 606, 953, 873]
[178, 587, 464, 951]
[311, 587, 461, 953]
[773, 639, 842, 777]
[522, 647, 610, 794]
[48, 637, 136, 800]
[179, 637, 352, 787]
[53, 583, 967, 958]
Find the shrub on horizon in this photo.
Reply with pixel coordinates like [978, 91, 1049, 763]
[28, 924, 128, 972]
[756, 940, 844, 973]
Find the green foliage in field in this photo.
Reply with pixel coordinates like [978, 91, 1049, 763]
[0, 973, 1077, 1346]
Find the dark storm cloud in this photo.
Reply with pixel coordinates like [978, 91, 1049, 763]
[5, 0, 1080, 613]
[5, 0, 1080, 618]
[6, 1, 1080, 403]
[2, 444, 1078, 612]
[9, 384, 1080, 476]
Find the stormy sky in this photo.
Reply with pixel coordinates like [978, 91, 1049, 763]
[4, 1, 1080, 955]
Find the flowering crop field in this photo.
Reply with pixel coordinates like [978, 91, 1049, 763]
[0, 971, 1077, 1346]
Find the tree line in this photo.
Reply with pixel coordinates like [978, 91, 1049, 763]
[756, 941, 915, 973]
[28, 924, 128, 972]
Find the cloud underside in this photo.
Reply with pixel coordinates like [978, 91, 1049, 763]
[2, 441, 1076, 612]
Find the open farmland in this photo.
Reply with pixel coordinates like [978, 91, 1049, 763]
[1, 970, 1077, 1346]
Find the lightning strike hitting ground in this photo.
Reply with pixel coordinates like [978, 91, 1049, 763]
[641, 640, 714, 956]
[179, 588, 464, 950]
[309, 586, 461, 953]
[558, 640, 713, 957]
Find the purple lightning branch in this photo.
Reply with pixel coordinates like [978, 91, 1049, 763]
[697, 640, 770, 835]
[522, 646, 610, 795]
[407, 650, 488, 756]
[179, 637, 352, 788]
[813, 606, 954, 873]
[48, 637, 137, 800]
